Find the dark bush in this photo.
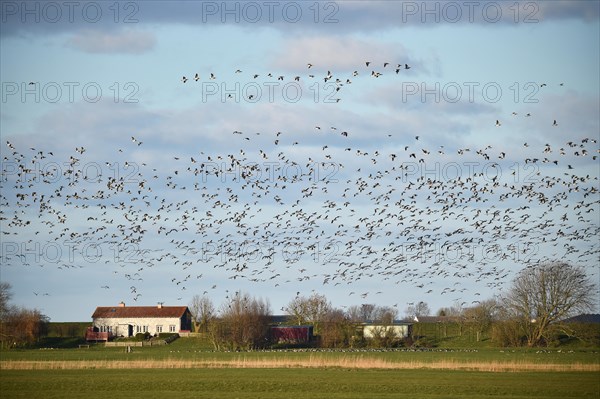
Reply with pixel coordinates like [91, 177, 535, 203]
[135, 332, 150, 341]
[158, 332, 178, 339]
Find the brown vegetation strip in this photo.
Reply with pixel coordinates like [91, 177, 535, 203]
[2, 357, 599, 372]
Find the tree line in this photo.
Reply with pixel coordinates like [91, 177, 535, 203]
[188, 262, 598, 349]
[0, 261, 595, 349]
[0, 282, 50, 348]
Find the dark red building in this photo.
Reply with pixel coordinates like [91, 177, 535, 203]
[270, 325, 313, 344]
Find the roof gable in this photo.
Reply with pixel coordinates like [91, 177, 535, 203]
[92, 306, 189, 319]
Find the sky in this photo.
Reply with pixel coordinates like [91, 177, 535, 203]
[1, 1, 599, 322]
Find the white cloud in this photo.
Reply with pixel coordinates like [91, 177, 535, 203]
[66, 29, 156, 54]
[271, 35, 414, 72]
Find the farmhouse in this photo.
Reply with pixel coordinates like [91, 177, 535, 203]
[86, 302, 192, 341]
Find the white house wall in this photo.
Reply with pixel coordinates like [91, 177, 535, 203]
[93, 317, 182, 337]
[363, 325, 410, 339]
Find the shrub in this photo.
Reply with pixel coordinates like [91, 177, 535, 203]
[158, 332, 177, 339]
[491, 320, 526, 347]
[135, 332, 150, 341]
[158, 333, 180, 343]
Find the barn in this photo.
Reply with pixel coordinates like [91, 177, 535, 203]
[270, 325, 314, 344]
[86, 302, 192, 341]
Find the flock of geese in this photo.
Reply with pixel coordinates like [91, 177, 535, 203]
[1, 61, 598, 310]
[182, 61, 412, 83]
[181, 61, 414, 102]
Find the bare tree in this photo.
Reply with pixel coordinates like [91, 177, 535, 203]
[0, 282, 12, 320]
[207, 317, 227, 351]
[189, 295, 215, 333]
[435, 301, 465, 338]
[218, 292, 271, 350]
[463, 299, 498, 342]
[285, 295, 310, 325]
[437, 301, 463, 317]
[503, 262, 596, 347]
[285, 293, 331, 335]
[491, 311, 525, 347]
[320, 308, 351, 348]
[346, 304, 392, 323]
[2, 307, 49, 347]
[1, 283, 50, 347]
[345, 305, 363, 323]
[405, 301, 430, 321]
[373, 306, 397, 324]
[359, 304, 377, 322]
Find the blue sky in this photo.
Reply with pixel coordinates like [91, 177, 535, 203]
[1, 1, 599, 321]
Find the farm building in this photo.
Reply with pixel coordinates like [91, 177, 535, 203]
[362, 322, 413, 340]
[86, 302, 192, 341]
[562, 314, 600, 323]
[270, 325, 313, 344]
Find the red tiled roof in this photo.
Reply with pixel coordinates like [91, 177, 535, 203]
[92, 306, 189, 319]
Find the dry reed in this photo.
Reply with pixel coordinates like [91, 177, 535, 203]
[2, 356, 598, 372]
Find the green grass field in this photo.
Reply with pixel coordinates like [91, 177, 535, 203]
[2, 328, 599, 398]
[2, 336, 599, 365]
[2, 368, 599, 399]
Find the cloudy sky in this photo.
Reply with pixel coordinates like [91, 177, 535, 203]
[1, 1, 599, 322]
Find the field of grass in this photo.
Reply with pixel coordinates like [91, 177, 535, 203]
[2, 336, 599, 365]
[2, 330, 599, 398]
[2, 368, 599, 399]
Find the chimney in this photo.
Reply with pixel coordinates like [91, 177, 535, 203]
[119, 302, 125, 307]
[157, 302, 163, 309]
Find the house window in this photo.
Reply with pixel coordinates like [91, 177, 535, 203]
[169, 325, 176, 332]
[143, 325, 149, 333]
[157, 325, 163, 333]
